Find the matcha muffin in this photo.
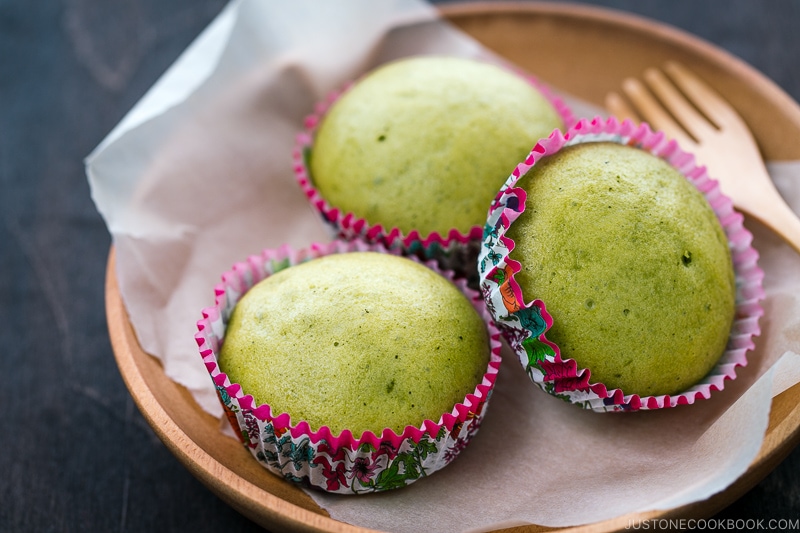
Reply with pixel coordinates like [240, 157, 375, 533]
[197, 241, 502, 492]
[294, 55, 572, 275]
[479, 117, 763, 411]
[219, 251, 490, 437]
[506, 141, 735, 397]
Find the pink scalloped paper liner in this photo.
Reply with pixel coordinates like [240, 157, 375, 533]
[195, 239, 502, 493]
[292, 60, 575, 278]
[479, 116, 765, 412]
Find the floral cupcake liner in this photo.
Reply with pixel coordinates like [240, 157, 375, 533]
[195, 239, 503, 493]
[479, 116, 765, 412]
[292, 59, 575, 282]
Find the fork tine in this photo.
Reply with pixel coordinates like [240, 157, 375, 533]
[644, 67, 717, 141]
[604, 91, 640, 123]
[663, 61, 739, 127]
[619, 76, 696, 149]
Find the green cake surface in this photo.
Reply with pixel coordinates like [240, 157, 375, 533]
[506, 142, 736, 397]
[309, 55, 565, 237]
[219, 252, 490, 437]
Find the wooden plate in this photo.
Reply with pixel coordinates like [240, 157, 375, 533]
[106, 3, 800, 532]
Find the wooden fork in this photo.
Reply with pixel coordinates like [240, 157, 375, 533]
[605, 61, 800, 255]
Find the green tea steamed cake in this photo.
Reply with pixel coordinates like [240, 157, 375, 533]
[309, 55, 565, 237]
[507, 142, 736, 397]
[219, 252, 490, 437]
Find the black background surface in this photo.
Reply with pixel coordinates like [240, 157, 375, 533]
[2, 1, 799, 531]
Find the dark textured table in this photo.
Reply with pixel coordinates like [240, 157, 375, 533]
[3, 1, 798, 531]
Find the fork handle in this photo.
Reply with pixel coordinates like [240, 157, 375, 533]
[756, 195, 800, 256]
[736, 161, 800, 256]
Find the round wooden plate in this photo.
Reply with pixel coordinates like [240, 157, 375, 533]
[106, 3, 800, 532]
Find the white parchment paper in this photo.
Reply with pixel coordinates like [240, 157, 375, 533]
[86, 0, 800, 530]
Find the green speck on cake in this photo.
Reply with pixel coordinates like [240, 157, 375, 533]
[506, 142, 736, 397]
